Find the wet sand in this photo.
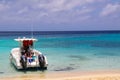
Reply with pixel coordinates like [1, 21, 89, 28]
[1, 70, 120, 80]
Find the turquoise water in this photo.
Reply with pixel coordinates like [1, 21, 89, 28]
[0, 31, 120, 76]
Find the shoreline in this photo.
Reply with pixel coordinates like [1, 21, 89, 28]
[1, 70, 120, 80]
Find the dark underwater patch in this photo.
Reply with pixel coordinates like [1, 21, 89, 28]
[68, 55, 90, 61]
[54, 67, 74, 71]
[37, 40, 86, 48]
[0, 72, 4, 74]
[69, 64, 75, 66]
[91, 41, 120, 48]
[38, 40, 120, 48]
[94, 52, 120, 56]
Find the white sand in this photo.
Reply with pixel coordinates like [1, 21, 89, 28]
[1, 70, 120, 80]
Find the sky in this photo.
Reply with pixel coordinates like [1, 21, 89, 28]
[0, 0, 120, 31]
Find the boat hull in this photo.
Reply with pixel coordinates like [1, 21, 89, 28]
[10, 48, 48, 70]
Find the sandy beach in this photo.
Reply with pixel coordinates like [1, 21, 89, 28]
[1, 70, 120, 80]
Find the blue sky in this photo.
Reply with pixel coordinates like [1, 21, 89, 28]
[0, 0, 120, 31]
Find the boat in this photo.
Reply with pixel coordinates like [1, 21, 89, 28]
[10, 37, 48, 70]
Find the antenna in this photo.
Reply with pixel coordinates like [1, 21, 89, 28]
[31, 22, 34, 38]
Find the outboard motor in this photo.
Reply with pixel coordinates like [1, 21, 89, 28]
[38, 54, 45, 69]
[20, 55, 27, 69]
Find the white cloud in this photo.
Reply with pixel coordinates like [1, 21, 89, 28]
[17, 7, 28, 14]
[0, 3, 9, 11]
[1, 0, 120, 31]
[30, 0, 99, 23]
[0, 0, 107, 24]
[100, 3, 120, 16]
[77, 7, 93, 15]
[35, 0, 102, 12]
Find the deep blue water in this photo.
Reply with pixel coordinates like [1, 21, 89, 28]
[0, 31, 120, 76]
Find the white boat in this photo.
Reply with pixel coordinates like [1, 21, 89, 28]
[10, 37, 48, 70]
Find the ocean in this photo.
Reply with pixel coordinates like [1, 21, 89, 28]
[0, 31, 120, 76]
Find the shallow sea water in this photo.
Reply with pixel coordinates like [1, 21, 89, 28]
[0, 31, 120, 76]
